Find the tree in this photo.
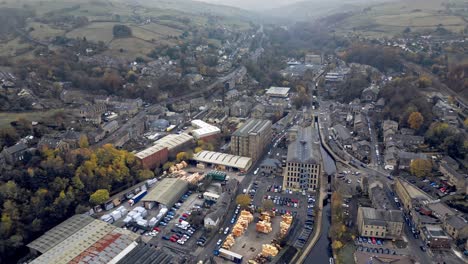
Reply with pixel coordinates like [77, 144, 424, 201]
[464, 118, 468, 128]
[79, 135, 89, 148]
[235, 194, 251, 209]
[162, 162, 174, 171]
[418, 76, 432, 88]
[262, 199, 274, 211]
[138, 169, 154, 181]
[332, 240, 343, 250]
[408, 112, 424, 130]
[194, 147, 203, 153]
[89, 189, 109, 205]
[410, 159, 432, 178]
[112, 24, 132, 38]
[176, 152, 189, 162]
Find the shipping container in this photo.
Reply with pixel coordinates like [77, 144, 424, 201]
[148, 217, 157, 227]
[214, 249, 243, 263]
[112, 198, 122, 207]
[123, 216, 132, 224]
[136, 219, 148, 227]
[128, 190, 147, 206]
[111, 210, 122, 221]
[100, 214, 114, 224]
[146, 178, 158, 187]
[207, 171, 227, 181]
[104, 202, 114, 211]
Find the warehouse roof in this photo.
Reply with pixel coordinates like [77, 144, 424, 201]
[68, 229, 139, 264]
[192, 151, 252, 171]
[117, 244, 181, 264]
[232, 119, 271, 137]
[27, 214, 95, 254]
[191, 119, 221, 139]
[30, 219, 118, 264]
[135, 133, 193, 159]
[142, 178, 188, 207]
[266, 86, 290, 96]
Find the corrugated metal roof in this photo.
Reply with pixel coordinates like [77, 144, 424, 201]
[141, 178, 188, 207]
[135, 133, 193, 159]
[27, 215, 95, 254]
[30, 220, 117, 264]
[192, 151, 252, 171]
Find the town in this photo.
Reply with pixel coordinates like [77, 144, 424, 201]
[0, 0, 467, 264]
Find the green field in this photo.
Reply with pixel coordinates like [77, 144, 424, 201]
[106, 37, 157, 60]
[0, 109, 65, 128]
[28, 22, 66, 42]
[336, 0, 468, 37]
[66, 22, 117, 43]
[0, 37, 33, 57]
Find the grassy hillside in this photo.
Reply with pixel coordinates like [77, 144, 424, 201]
[0, 0, 253, 60]
[334, 0, 468, 38]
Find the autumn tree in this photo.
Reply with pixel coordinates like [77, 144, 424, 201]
[408, 112, 424, 130]
[410, 159, 432, 178]
[138, 169, 154, 181]
[176, 151, 192, 162]
[79, 135, 89, 148]
[236, 194, 251, 209]
[194, 147, 203, 153]
[89, 189, 110, 205]
[418, 76, 432, 88]
[262, 199, 274, 211]
[162, 162, 174, 171]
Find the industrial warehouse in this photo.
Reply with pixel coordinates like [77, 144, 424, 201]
[190, 119, 221, 141]
[135, 133, 194, 169]
[27, 215, 140, 264]
[192, 150, 252, 171]
[141, 178, 189, 209]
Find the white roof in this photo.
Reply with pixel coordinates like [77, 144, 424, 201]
[266, 86, 290, 96]
[191, 119, 221, 139]
[192, 151, 252, 171]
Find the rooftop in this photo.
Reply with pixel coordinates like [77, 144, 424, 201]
[30, 219, 122, 264]
[141, 178, 188, 206]
[445, 215, 467, 230]
[116, 244, 181, 264]
[332, 124, 352, 141]
[232, 119, 271, 137]
[190, 119, 221, 138]
[192, 151, 252, 171]
[360, 207, 403, 227]
[287, 126, 321, 164]
[135, 133, 193, 159]
[423, 225, 450, 239]
[265, 86, 290, 96]
[397, 178, 433, 202]
[27, 215, 95, 254]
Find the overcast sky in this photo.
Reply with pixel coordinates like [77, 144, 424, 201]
[194, 0, 306, 10]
